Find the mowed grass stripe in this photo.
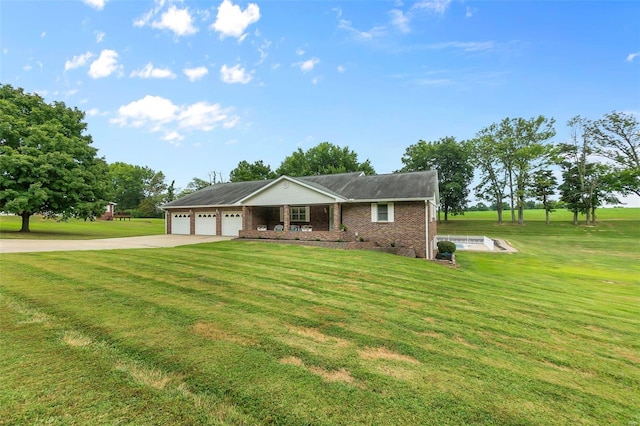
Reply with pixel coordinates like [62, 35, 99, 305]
[2, 218, 639, 424]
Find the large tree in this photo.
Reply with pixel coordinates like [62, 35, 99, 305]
[230, 160, 276, 182]
[108, 162, 166, 216]
[556, 116, 618, 225]
[0, 84, 111, 232]
[276, 142, 375, 176]
[479, 116, 556, 224]
[399, 137, 473, 222]
[529, 169, 557, 225]
[589, 110, 640, 197]
[470, 130, 509, 224]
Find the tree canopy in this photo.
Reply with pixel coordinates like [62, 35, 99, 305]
[276, 142, 375, 177]
[0, 84, 111, 231]
[590, 111, 640, 197]
[399, 137, 473, 222]
[230, 160, 276, 182]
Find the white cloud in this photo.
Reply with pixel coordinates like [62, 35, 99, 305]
[88, 49, 122, 78]
[626, 52, 640, 62]
[111, 95, 239, 138]
[112, 95, 179, 127]
[220, 64, 253, 84]
[184, 66, 209, 82]
[338, 19, 386, 40]
[95, 31, 106, 43]
[412, 0, 451, 15]
[162, 131, 184, 142]
[427, 41, 494, 52]
[296, 48, 305, 56]
[23, 64, 32, 72]
[179, 102, 237, 131]
[298, 57, 320, 73]
[152, 5, 197, 36]
[86, 108, 107, 117]
[130, 63, 176, 79]
[40, 32, 46, 38]
[390, 9, 410, 33]
[256, 39, 271, 65]
[211, 0, 260, 39]
[83, 0, 107, 10]
[64, 51, 94, 71]
[337, 65, 346, 73]
[465, 6, 475, 18]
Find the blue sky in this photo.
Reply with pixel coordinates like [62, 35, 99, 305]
[1, 0, 639, 203]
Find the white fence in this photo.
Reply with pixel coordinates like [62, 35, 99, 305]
[436, 235, 494, 251]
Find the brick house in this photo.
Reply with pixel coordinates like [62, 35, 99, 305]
[162, 171, 439, 259]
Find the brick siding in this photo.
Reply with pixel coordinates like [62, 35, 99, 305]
[342, 201, 428, 258]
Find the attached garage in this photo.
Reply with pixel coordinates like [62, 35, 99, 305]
[171, 213, 190, 235]
[195, 212, 217, 235]
[222, 211, 242, 236]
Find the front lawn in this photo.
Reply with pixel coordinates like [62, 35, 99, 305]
[0, 214, 638, 424]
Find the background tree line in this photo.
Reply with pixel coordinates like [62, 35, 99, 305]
[2, 84, 638, 231]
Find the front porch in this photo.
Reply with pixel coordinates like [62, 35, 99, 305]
[241, 203, 347, 238]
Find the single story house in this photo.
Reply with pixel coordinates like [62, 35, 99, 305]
[162, 171, 439, 259]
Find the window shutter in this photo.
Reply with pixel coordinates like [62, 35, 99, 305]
[388, 202, 394, 222]
[371, 203, 377, 222]
[305, 206, 310, 222]
[280, 207, 284, 222]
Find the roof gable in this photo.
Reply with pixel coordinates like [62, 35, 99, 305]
[239, 176, 344, 206]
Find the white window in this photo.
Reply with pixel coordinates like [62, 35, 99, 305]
[280, 206, 310, 222]
[371, 202, 394, 223]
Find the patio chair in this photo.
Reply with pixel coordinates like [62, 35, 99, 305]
[274, 224, 284, 231]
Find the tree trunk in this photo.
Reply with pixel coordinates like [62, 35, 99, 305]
[517, 196, 524, 225]
[545, 209, 550, 225]
[497, 207, 503, 224]
[573, 210, 578, 225]
[20, 212, 31, 232]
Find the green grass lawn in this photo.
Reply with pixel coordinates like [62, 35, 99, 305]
[0, 215, 165, 239]
[1, 211, 639, 425]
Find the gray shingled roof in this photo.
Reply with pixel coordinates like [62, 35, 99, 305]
[162, 170, 438, 208]
[163, 179, 272, 208]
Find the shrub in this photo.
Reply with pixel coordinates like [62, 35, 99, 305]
[437, 240, 457, 254]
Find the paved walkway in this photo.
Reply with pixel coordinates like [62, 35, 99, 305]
[0, 235, 234, 254]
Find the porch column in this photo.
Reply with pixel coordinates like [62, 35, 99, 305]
[333, 202, 341, 231]
[283, 204, 290, 231]
[242, 206, 249, 231]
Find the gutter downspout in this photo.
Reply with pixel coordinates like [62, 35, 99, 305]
[425, 200, 430, 260]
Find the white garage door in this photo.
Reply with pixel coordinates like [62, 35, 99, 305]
[195, 212, 217, 235]
[221, 211, 242, 236]
[171, 213, 191, 235]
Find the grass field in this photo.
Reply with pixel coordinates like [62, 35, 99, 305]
[0, 215, 165, 239]
[1, 210, 639, 425]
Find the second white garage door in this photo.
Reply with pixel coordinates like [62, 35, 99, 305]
[221, 211, 242, 236]
[195, 212, 217, 235]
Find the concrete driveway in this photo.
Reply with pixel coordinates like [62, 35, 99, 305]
[0, 235, 234, 254]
